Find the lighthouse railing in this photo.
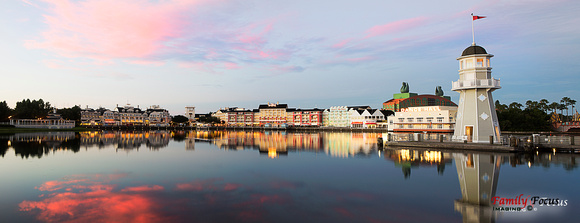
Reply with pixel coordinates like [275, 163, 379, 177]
[451, 78, 501, 90]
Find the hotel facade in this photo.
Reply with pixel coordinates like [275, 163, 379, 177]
[387, 106, 457, 132]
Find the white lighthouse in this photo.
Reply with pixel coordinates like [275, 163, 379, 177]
[452, 45, 501, 143]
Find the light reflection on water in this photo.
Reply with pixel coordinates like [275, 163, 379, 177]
[0, 131, 578, 223]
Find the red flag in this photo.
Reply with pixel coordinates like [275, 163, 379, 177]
[472, 15, 486, 20]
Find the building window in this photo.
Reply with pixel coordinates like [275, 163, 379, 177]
[398, 118, 404, 122]
[477, 58, 484, 67]
[466, 59, 473, 68]
[438, 124, 443, 129]
[416, 117, 423, 123]
[408, 124, 413, 128]
[437, 117, 444, 123]
[407, 118, 414, 122]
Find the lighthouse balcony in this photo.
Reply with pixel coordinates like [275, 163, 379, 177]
[451, 78, 500, 91]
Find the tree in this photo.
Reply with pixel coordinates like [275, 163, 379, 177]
[496, 100, 550, 131]
[0, 101, 12, 122]
[548, 102, 560, 114]
[571, 99, 577, 120]
[508, 102, 523, 110]
[525, 100, 539, 110]
[57, 105, 82, 123]
[495, 100, 507, 111]
[171, 115, 189, 124]
[13, 99, 52, 119]
[561, 97, 571, 121]
[538, 99, 549, 113]
[197, 116, 223, 124]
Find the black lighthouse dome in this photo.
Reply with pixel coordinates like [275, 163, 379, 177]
[461, 45, 487, 56]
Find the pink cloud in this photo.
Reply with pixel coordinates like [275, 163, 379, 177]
[121, 185, 164, 192]
[365, 16, 428, 38]
[25, 0, 201, 60]
[23, 0, 299, 73]
[175, 178, 222, 191]
[331, 38, 353, 49]
[223, 183, 242, 191]
[345, 56, 374, 62]
[128, 60, 166, 66]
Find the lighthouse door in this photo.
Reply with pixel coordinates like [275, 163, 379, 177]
[465, 126, 473, 142]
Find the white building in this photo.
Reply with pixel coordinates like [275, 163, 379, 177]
[349, 109, 387, 129]
[185, 106, 195, 121]
[452, 45, 501, 143]
[387, 106, 457, 132]
[145, 105, 171, 127]
[323, 106, 370, 127]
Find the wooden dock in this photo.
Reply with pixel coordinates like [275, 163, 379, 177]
[383, 141, 520, 152]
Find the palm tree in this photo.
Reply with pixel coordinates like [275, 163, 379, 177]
[561, 97, 572, 122]
[570, 99, 577, 121]
[539, 99, 549, 113]
[559, 103, 567, 122]
[549, 102, 559, 115]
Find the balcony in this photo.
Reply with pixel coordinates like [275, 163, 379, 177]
[451, 78, 500, 91]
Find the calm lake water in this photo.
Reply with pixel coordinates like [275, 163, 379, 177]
[0, 131, 578, 223]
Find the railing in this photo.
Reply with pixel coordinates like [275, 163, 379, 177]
[537, 135, 577, 146]
[451, 78, 500, 90]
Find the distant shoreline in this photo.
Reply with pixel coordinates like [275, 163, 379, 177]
[0, 126, 573, 135]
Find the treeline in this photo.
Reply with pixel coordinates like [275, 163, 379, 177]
[0, 99, 80, 123]
[495, 97, 576, 131]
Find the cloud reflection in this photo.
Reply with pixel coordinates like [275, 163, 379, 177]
[20, 173, 169, 223]
[20, 173, 457, 222]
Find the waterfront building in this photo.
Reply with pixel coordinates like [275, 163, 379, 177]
[185, 106, 195, 121]
[80, 107, 106, 126]
[349, 108, 388, 128]
[323, 106, 370, 127]
[258, 102, 288, 127]
[387, 106, 457, 132]
[10, 110, 75, 129]
[382, 83, 458, 132]
[145, 105, 171, 127]
[289, 108, 323, 126]
[81, 104, 171, 127]
[383, 83, 456, 112]
[102, 109, 118, 126]
[116, 104, 147, 126]
[226, 108, 255, 126]
[452, 45, 501, 143]
[212, 107, 239, 123]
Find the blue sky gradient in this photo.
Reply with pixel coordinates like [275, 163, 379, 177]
[1, 0, 579, 114]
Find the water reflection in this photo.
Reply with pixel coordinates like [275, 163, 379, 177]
[383, 149, 452, 178]
[454, 153, 501, 223]
[3, 131, 579, 222]
[80, 131, 172, 151]
[19, 173, 399, 222]
[0, 132, 79, 158]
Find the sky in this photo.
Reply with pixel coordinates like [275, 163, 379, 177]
[1, 0, 579, 114]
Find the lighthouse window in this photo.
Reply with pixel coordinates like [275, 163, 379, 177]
[477, 58, 484, 67]
[466, 59, 474, 68]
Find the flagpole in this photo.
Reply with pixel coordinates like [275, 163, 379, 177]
[471, 13, 475, 46]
